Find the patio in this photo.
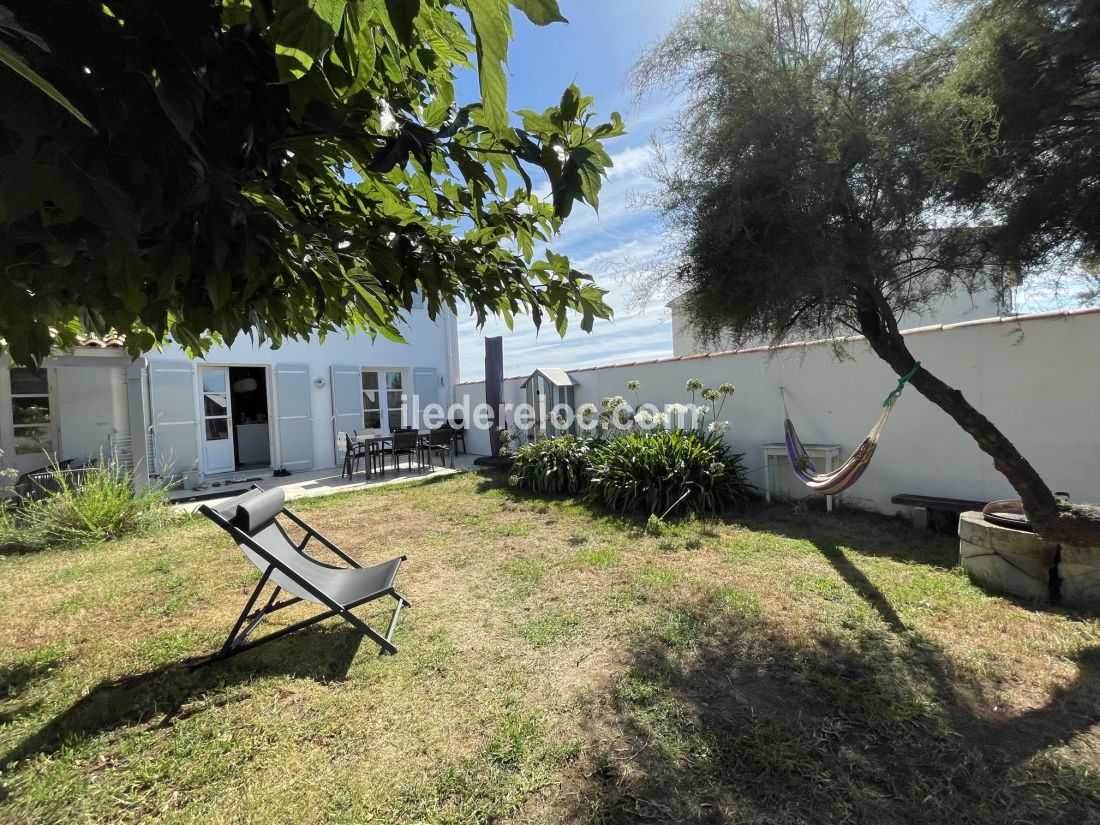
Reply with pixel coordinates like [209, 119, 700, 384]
[168, 453, 483, 512]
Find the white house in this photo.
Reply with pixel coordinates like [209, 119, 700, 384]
[0, 304, 460, 485]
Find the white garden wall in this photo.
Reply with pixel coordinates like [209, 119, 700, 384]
[457, 308, 1100, 514]
[669, 282, 1010, 357]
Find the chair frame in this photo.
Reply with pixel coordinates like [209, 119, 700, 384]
[451, 419, 467, 454]
[354, 428, 385, 476]
[387, 429, 423, 474]
[342, 431, 373, 480]
[198, 490, 410, 667]
[423, 427, 454, 469]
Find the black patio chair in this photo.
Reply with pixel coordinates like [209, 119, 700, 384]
[13, 459, 92, 503]
[423, 427, 454, 469]
[388, 429, 422, 474]
[354, 428, 385, 476]
[198, 486, 410, 664]
[340, 432, 367, 479]
[451, 418, 467, 454]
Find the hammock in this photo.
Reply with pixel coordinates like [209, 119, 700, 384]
[781, 363, 919, 496]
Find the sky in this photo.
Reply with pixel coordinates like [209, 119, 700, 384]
[447, 0, 1090, 381]
[453, 0, 693, 381]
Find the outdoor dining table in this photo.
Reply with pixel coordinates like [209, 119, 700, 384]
[349, 430, 456, 479]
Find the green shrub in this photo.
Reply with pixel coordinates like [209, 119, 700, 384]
[2, 461, 179, 551]
[0, 499, 18, 546]
[586, 429, 753, 517]
[509, 435, 592, 496]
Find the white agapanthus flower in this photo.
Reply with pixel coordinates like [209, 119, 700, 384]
[709, 420, 731, 434]
[686, 378, 703, 392]
[627, 380, 640, 392]
[611, 407, 633, 428]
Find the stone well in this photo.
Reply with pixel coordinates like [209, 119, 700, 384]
[958, 511, 1100, 608]
[1060, 544, 1100, 608]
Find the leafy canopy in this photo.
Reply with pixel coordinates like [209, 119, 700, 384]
[946, 0, 1100, 270]
[0, 0, 624, 363]
[632, 0, 999, 349]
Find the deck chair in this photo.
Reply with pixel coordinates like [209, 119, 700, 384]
[198, 486, 410, 665]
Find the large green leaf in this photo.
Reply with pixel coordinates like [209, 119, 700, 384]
[464, 0, 511, 134]
[0, 157, 79, 222]
[0, 40, 94, 131]
[384, 0, 420, 42]
[509, 0, 566, 25]
[273, 0, 348, 81]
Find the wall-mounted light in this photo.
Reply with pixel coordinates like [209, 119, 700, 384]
[313, 377, 327, 389]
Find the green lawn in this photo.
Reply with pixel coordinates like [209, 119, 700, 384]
[1, 473, 1098, 824]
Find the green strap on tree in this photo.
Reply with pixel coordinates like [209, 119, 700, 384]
[883, 362, 921, 407]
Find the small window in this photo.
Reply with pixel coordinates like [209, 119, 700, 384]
[362, 371, 381, 429]
[385, 371, 404, 430]
[9, 368, 53, 454]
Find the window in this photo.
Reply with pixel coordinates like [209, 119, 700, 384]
[201, 369, 230, 441]
[361, 371, 382, 429]
[10, 369, 53, 454]
[361, 368, 407, 433]
[385, 371, 404, 430]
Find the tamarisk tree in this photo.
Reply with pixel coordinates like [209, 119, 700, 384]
[0, 0, 622, 364]
[633, 0, 1098, 542]
[946, 0, 1100, 273]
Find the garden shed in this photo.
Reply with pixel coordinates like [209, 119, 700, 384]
[521, 367, 576, 436]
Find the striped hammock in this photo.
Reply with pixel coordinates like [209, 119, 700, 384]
[782, 363, 919, 496]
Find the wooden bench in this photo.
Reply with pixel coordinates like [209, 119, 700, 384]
[891, 493, 988, 529]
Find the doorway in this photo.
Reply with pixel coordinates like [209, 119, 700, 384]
[198, 366, 271, 475]
[228, 367, 271, 470]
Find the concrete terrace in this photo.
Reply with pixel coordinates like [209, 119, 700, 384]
[169, 453, 484, 512]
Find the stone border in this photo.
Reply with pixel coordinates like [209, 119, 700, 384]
[958, 511, 1099, 608]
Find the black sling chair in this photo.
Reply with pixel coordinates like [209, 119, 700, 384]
[198, 486, 409, 665]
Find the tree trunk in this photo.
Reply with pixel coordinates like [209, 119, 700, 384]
[856, 287, 1100, 545]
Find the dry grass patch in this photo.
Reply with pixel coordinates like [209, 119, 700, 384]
[0, 473, 1098, 824]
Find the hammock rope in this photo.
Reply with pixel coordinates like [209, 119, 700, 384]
[780, 363, 920, 496]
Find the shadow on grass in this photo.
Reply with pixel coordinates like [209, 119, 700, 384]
[755, 507, 1100, 619]
[0, 651, 64, 727]
[815, 539, 908, 632]
[569, 605, 1100, 824]
[736, 502, 961, 568]
[1, 625, 363, 769]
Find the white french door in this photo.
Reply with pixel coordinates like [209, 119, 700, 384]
[199, 367, 235, 474]
[361, 368, 408, 434]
